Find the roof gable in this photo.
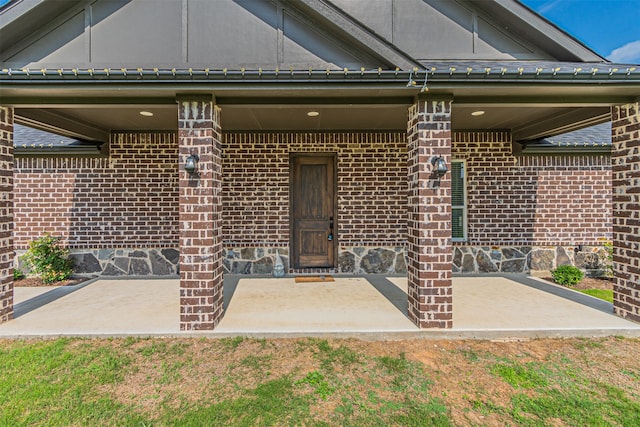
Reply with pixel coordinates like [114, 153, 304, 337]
[331, 0, 604, 62]
[0, 0, 417, 70]
[1, 0, 606, 71]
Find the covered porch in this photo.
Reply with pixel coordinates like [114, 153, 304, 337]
[2, 275, 639, 338]
[1, 91, 640, 332]
[1, 0, 640, 335]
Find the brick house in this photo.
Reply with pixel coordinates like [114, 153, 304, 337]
[1, 0, 639, 330]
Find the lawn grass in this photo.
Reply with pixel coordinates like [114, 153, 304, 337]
[1, 337, 639, 426]
[579, 288, 614, 303]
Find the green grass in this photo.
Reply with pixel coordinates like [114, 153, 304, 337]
[174, 377, 314, 425]
[491, 361, 549, 389]
[0, 337, 638, 426]
[579, 288, 614, 303]
[0, 339, 145, 425]
[488, 353, 640, 426]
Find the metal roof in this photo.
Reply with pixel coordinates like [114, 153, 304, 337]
[13, 123, 103, 156]
[1, 61, 638, 82]
[519, 122, 611, 154]
[13, 120, 611, 156]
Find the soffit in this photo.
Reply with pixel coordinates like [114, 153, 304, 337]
[2, 64, 638, 141]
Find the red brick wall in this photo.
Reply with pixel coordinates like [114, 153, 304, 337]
[178, 99, 223, 330]
[0, 106, 13, 323]
[406, 98, 453, 328]
[13, 129, 612, 268]
[14, 133, 179, 250]
[223, 132, 408, 248]
[612, 102, 640, 322]
[453, 131, 612, 246]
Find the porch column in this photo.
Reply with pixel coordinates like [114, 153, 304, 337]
[406, 97, 453, 328]
[612, 102, 640, 323]
[178, 97, 224, 330]
[0, 107, 14, 324]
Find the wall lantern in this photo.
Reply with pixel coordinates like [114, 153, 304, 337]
[184, 154, 199, 175]
[431, 156, 448, 178]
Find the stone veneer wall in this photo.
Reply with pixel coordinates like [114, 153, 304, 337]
[16, 248, 180, 277]
[21, 243, 608, 278]
[453, 245, 611, 277]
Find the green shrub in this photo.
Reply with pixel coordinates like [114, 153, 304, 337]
[20, 234, 73, 283]
[552, 265, 584, 287]
[13, 268, 25, 281]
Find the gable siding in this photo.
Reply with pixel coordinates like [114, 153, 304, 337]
[1, 0, 380, 69]
[2, 0, 558, 69]
[331, 0, 551, 60]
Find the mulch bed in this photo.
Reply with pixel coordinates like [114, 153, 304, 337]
[14, 277, 87, 287]
[542, 276, 614, 291]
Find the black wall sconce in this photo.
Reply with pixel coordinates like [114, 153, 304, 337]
[431, 156, 448, 178]
[184, 153, 199, 175]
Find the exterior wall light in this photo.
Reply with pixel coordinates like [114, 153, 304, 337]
[184, 154, 199, 175]
[431, 156, 448, 178]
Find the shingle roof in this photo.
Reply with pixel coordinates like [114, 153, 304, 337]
[542, 122, 611, 145]
[13, 124, 103, 155]
[519, 122, 611, 154]
[13, 121, 611, 156]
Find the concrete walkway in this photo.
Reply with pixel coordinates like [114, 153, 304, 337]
[1, 275, 639, 339]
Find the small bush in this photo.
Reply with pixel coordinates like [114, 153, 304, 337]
[552, 265, 584, 287]
[13, 268, 25, 281]
[20, 234, 73, 283]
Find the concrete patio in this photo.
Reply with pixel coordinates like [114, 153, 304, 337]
[1, 275, 639, 339]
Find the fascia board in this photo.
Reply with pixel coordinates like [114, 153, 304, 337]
[282, 0, 421, 70]
[474, 0, 605, 62]
[0, 0, 46, 27]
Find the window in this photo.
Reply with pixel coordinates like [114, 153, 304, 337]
[451, 160, 466, 241]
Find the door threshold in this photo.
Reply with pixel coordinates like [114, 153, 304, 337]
[289, 268, 337, 275]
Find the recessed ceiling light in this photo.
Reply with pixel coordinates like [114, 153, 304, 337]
[307, 111, 320, 117]
[139, 111, 154, 117]
[471, 110, 485, 116]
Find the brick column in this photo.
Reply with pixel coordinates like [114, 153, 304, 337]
[612, 102, 640, 323]
[178, 97, 224, 330]
[0, 107, 14, 324]
[406, 97, 453, 328]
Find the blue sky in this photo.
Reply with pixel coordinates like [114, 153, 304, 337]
[1, 0, 638, 63]
[520, 0, 640, 62]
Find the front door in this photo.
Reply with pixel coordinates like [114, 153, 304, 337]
[291, 154, 336, 269]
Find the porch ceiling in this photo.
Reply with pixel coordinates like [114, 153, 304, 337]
[5, 67, 637, 141]
[13, 103, 611, 143]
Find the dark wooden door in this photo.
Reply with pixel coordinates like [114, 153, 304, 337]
[291, 154, 336, 268]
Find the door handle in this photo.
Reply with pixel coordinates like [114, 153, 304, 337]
[328, 216, 334, 241]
